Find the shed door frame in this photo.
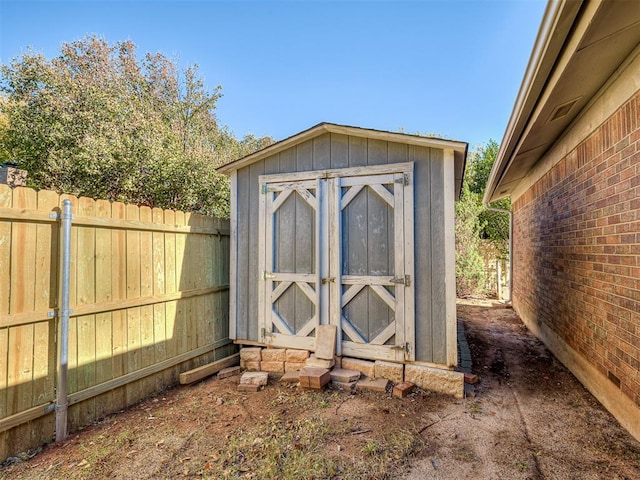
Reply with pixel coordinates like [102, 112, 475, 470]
[258, 162, 414, 361]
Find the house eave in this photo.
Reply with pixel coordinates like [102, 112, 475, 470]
[484, 0, 640, 204]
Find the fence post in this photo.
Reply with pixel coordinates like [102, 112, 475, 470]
[496, 259, 502, 300]
[55, 199, 72, 443]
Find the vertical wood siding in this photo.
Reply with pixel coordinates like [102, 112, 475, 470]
[234, 133, 450, 364]
[0, 186, 232, 461]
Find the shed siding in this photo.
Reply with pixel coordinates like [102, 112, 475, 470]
[234, 133, 450, 364]
[430, 152, 447, 363]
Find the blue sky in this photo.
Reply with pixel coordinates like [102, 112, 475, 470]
[0, 0, 546, 149]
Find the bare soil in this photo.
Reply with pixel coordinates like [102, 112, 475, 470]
[2, 300, 640, 479]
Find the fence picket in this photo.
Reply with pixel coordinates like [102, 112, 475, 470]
[110, 202, 127, 411]
[0, 188, 231, 462]
[94, 199, 113, 419]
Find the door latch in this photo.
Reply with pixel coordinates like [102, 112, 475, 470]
[391, 342, 411, 355]
[321, 277, 335, 284]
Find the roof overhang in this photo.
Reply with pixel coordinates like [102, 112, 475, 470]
[484, 0, 640, 204]
[218, 122, 469, 199]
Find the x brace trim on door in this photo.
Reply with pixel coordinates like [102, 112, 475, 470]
[258, 162, 415, 361]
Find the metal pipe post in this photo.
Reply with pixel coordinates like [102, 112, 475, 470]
[55, 199, 72, 443]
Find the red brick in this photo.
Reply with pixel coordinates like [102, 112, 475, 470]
[393, 382, 415, 398]
[512, 91, 640, 408]
[464, 373, 478, 385]
[299, 367, 330, 390]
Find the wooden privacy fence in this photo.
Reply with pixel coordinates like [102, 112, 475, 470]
[0, 185, 233, 461]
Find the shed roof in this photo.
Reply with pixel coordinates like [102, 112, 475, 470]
[484, 0, 640, 204]
[218, 122, 468, 199]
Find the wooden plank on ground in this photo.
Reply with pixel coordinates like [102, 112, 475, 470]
[179, 353, 240, 385]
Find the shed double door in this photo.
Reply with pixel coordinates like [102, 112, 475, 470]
[258, 163, 415, 361]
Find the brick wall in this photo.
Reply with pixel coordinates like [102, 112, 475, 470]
[512, 91, 640, 407]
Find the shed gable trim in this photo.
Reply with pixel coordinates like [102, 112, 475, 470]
[218, 123, 467, 174]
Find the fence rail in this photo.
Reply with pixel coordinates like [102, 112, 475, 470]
[0, 185, 232, 461]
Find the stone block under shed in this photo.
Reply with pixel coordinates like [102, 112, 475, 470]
[374, 360, 404, 383]
[285, 361, 305, 372]
[240, 347, 262, 362]
[306, 354, 335, 369]
[260, 361, 284, 373]
[404, 365, 464, 398]
[330, 368, 361, 383]
[261, 348, 286, 362]
[286, 349, 310, 362]
[299, 366, 331, 390]
[239, 371, 269, 386]
[241, 361, 261, 371]
[341, 358, 375, 377]
[357, 377, 390, 393]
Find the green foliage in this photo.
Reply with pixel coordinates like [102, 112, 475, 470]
[467, 140, 510, 258]
[467, 139, 499, 196]
[0, 35, 272, 218]
[455, 181, 487, 297]
[455, 139, 512, 296]
[0, 98, 10, 163]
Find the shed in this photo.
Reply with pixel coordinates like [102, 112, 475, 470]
[219, 123, 467, 367]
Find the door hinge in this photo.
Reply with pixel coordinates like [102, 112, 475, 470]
[390, 275, 411, 287]
[395, 173, 410, 186]
[261, 327, 274, 339]
[261, 271, 276, 280]
[261, 184, 274, 194]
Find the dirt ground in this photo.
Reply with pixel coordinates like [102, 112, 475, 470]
[2, 300, 640, 479]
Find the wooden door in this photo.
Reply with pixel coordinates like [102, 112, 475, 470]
[330, 172, 414, 361]
[258, 179, 321, 350]
[258, 163, 414, 360]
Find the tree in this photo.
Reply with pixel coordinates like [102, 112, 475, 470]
[455, 176, 487, 297]
[454, 139, 511, 297]
[0, 35, 271, 218]
[467, 140, 510, 258]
